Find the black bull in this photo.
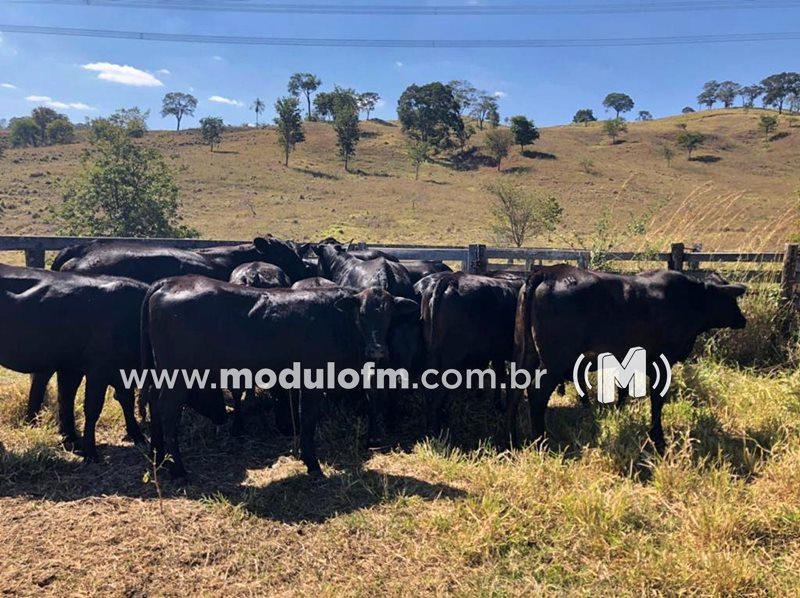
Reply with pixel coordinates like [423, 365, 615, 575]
[141, 278, 418, 477]
[510, 265, 747, 448]
[0, 264, 148, 460]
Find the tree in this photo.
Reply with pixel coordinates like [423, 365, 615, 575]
[761, 72, 800, 114]
[697, 80, 720, 109]
[489, 179, 563, 247]
[509, 115, 539, 151]
[287, 72, 322, 120]
[448, 80, 479, 115]
[682, 106, 696, 114]
[659, 144, 675, 167]
[573, 108, 597, 126]
[274, 96, 305, 166]
[739, 85, 763, 108]
[637, 110, 653, 121]
[109, 107, 149, 138]
[160, 92, 197, 131]
[676, 130, 705, 159]
[406, 140, 431, 180]
[758, 115, 779, 141]
[200, 116, 224, 151]
[9, 117, 40, 147]
[45, 118, 75, 144]
[31, 106, 61, 145]
[54, 130, 196, 238]
[484, 127, 513, 171]
[471, 94, 499, 130]
[487, 106, 500, 128]
[397, 82, 464, 149]
[602, 117, 627, 144]
[251, 98, 266, 126]
[333, 100, 359, 171]
[602, 93, 634, 118]
[716, 81, 740, 108]
[314, 86, 358, 121]
[357, 92, 380, 120]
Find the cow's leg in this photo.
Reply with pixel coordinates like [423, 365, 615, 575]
[424, 385, 449, 438]
[56, 370, 82, 447]
[299, 390, 323, 476]
[113, 384, 147, 446]
[274, 390, 298, 436]
[230, 391, 246, 437]
[81, 374, 108, 463]
[365, 388, 388, 447]
[24, 371, 53, 423]
[161, 390, 187, 479]
[492, 361, 507, 412]
[529, 375, 559, 445]
[648, 392, 667, 453]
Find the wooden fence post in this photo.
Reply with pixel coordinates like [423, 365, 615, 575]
[668, 242, 684, 271]
[577, 252, 589, 269]
[467, 244, 487, 274]
[25, 248, 45, 268]
[780, 243, 799, 303]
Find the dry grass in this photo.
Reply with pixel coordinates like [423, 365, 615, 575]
[0, 108, 798, 249]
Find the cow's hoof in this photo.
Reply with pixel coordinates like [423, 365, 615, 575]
[306, 467, 325, 479]
[61, 436, 82, 452]
[123, 433, 148, 447]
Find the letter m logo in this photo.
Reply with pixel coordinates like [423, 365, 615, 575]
[597, 347, 647, 404]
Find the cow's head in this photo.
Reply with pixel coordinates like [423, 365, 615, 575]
[334, 288, 419, 361]
[703, 279, 747, 330]
[312, 243, 347, 278]
[253, 236, 309, 281]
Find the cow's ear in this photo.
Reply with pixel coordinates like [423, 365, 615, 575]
[311, 244, 324, 256]
[393, 297, 420, 317]
[298, 243, 312, 257]
[718, 283, 747, 298]
[334, 295, 359, 313]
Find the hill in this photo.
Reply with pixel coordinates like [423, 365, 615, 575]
[0, 108, 798, 250]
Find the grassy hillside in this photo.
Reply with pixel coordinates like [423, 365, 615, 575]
[0, 108, 798, 250]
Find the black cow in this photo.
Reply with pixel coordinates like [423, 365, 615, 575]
[291, 277, 338, 290]
[511, 265, 747, 449]
[141, 278, 418, 477]
[314, 244, 415, 298]
[414, 271, 524, 433]
[0, 264, 147, 460]
[229, 262, 291, 289]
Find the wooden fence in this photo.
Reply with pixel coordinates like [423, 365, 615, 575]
[1, 236, 797, 302]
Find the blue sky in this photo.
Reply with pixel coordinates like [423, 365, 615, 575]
[1, 1, 799, 129]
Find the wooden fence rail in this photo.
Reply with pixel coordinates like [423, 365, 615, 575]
[0, 236, 797, 302]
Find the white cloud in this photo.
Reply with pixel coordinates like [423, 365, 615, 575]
[212, 55, 224, 61]
[395, 61, 404, 68]
[81, 62, 163, 87]
[493, 91, 507, 98]
[1, 82, 17, 89]
[209, 95, 244, 107]
[25, 95, 94, 110]
[157, 68, 171, 75]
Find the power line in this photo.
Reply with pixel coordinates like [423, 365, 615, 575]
[8, 0, 800, 16]
[1, 24, 799, 47]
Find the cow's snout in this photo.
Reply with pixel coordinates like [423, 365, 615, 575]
[365, 344, 388, 360]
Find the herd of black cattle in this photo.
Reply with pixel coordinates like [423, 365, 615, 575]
[0, 235, 747, 478]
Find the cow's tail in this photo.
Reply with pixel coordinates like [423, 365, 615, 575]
[513, 270, 546, 370]
[421, 275, 454, 360]
[50, 241, 94, 271]
[138, 279, 171, 422]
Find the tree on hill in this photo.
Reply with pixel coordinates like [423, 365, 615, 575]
[471, 94, 499, 130]
[9, 117, 39, 147]
[45, 117, 75, 145]
[573, 108, 596, 126]
[716, 81, 740, 108]
[55, 128, 196, 238]
[739, 85, 763, 109]
[758, 115, 778, 141]
[761, 72, 800, 114]
[484, 127, 513, 171]
[397, 82, 464, 149]
[697, 80, 720, 109]
[109, 107, 149, 138]
[358, 92, 380, 120]
[637, 110, 653, 121]
[676, 130, 705, 159]
[487, 106, 500, 128]
[448, 80, 479, 115]
[161, 92, 197, 131]
[287, 72, 322, 120]
[682, 106, 695, 114]
[314, 86, 358, 121]
[333, 99, 360, 171]
[602, 117, 627, 144]
[31, 107, 62, 145]
[509, 115, 539, 151]
[489, 179, 563, 247]
[659, 144, 675, 167]
[200, 116, 224, 151]
[274, 96, 305, 166]
[602, 93, 634, 118]
[406, 140, 431, 180]
[251, 98, 266, 126]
